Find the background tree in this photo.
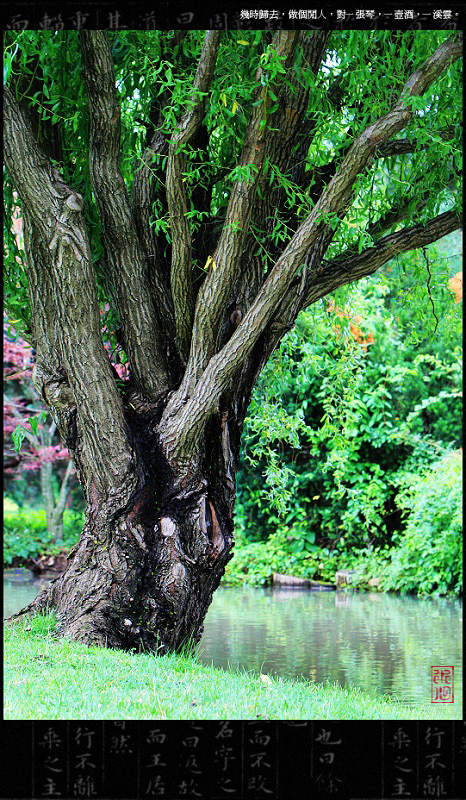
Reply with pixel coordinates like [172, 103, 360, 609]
[4, 317, 75, 541]
[3, 29, 462, 652]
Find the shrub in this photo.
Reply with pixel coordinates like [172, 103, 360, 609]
[381, 450, 462, 596]
[224, 529, 340, 587]
[237, 276, 462, 559]
[3, 508, 83, 565]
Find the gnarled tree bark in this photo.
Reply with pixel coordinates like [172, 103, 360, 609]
[4, 30, 462, 652]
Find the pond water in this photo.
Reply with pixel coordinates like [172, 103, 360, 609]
[4, 571, 462, 717]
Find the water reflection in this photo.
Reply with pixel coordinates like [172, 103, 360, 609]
[3, 569, 57, 620]
[198, 585, 462, 716]
[4, 572, 462, 716]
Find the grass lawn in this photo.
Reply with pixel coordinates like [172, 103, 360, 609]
[4, 613, 456, 720]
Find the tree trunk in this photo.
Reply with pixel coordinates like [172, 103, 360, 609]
[4, 31, 462, 656]
[40, 460, 63, 543]
[39, 426, 74, 544]
[16, 400, 239, 654]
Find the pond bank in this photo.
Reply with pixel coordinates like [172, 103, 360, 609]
[4, 612, 454, 720]
[5, 554, 378, 592]
[5, 573, 462, 718]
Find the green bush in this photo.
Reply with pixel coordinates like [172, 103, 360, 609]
[237, 276, 462, 558]
[381, 451, 462, 596]
[3, 508, 83, 565]
[224, 529, 340, 587]
[235, 262, 462, 596]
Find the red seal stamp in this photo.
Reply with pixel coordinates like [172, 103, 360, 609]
[431, 666, 454, 703]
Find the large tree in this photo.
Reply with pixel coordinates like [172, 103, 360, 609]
[3, 29, 462, 652]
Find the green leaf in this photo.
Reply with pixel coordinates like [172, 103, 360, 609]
[12, 425, 27, 454]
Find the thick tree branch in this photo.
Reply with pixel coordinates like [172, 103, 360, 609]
[262, 33, 463, 307]
[252, 210, 462, 372]
[368, 196, 427, 240]
[261, 34, 463, 329]
[9, 57, 63, 166]
[131, 32, 186, 322]
[376, 124, 457, 157]
[132, 37, 187, 356]
[160, 34, 462, 462]
[307, 122, 458, 213]
[4, 89, 64, 231]
[166, 31, 222, 363]
[301, 209, 463, 309]
[215, 210, 463, 440]
[182, 30, 301, 391]
[272, 31, 330, 187]
[234, 32, 330, 315]
[367, 158, 460, 241]
[239, 34, 463, 334]
[80, 30, 169, 400]
[132, 131, 177, 361]
[4, 86, 136, 497]
[131, 38, 189, 381]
